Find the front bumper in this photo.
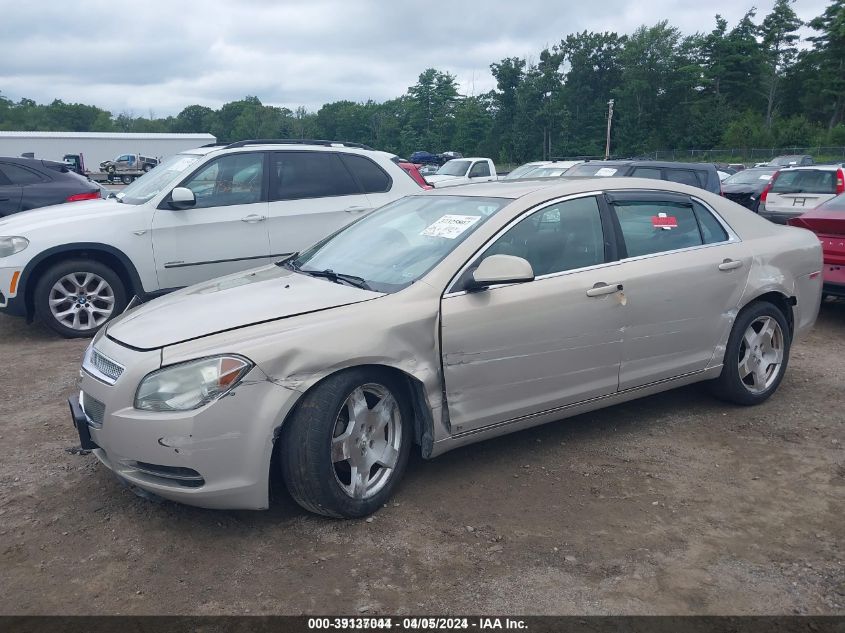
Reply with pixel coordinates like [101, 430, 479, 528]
[72, 335, 300, 510]
[0, 266, 26, 317]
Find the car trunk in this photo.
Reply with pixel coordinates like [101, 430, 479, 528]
[789, 214, 845, 266]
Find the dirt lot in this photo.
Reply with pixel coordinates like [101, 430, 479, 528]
[0, 302, 843, 615]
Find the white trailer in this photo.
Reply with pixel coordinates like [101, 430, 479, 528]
[0, 131, 216, 170]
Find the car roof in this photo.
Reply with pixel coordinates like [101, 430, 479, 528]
[778, 164, 841, 171]
[205, 143, 395, 160]
[575, 160, 716, 169]
[0, 155, 68, 170]
[424, 176, 718, 201]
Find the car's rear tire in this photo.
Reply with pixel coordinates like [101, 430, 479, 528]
[709, 301, 791, 406]
[33, 259, 127, 338]
[280, 368, 412, 518]
[121, 175, 133, 185]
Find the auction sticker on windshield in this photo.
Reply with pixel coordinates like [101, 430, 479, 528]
[421, 215, 481, 239]
[595, 167, 618, 177]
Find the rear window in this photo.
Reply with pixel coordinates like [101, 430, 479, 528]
[271, 152, 360, 200]
[771, 170, 836, 194]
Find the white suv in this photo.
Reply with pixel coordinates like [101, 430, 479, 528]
[0, 140, 423, 337]
[759, 164, 845, 224]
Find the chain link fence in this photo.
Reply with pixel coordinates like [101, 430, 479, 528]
[651, 146, 845, 164]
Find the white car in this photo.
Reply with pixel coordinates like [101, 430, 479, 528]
[759, 164, 845, 224]
[0, 140, 422, 337]
[425, 158, 498, 187]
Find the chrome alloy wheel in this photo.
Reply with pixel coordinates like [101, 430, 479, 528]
[331, 383, 402, 499]
[49, 272, 116, 331]
[738, 315, 785, 394]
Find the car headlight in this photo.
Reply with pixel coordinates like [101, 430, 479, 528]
[0, 236, 29, 258]
[134, 355, 254, 412]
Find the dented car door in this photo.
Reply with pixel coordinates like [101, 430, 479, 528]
[605, 192, 752, 390]
[440, 195, 625, 435]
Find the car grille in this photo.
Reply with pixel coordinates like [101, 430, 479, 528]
[81, 392, 105, 426]
[86, 348, 125, 383]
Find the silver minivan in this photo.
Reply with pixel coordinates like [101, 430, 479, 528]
[759, 165, 845, 224]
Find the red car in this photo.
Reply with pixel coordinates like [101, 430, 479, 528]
[398, 161, 433, 190]
[788, 193, 845, 298]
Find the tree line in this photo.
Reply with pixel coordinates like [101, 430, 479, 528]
[1, 0, 843, 164]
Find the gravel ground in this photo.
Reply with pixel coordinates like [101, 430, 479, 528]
[0, 302, 843, 615]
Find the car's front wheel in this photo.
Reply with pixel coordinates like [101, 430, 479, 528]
[710, 301, 791, 405]
[33, 259, 127, 338]
[280, 369, 412, 518]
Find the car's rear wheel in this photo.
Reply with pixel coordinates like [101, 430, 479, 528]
[33, 259, 127, 338]
[710, 301, 791, 405]
[143, 164, 153, 172]
[121, 175, 133, 185]
[280, 368, 412, 518]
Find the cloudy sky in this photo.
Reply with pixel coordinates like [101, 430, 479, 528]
[0, 0, 831, 117]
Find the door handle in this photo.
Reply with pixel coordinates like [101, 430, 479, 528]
[586, 282, 623, 297]
[344, 206, 369, 213]
[241, 214, 267, 223]
[718, 259, 743, 271]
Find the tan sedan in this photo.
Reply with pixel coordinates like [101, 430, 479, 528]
[70, 178, 823, 517]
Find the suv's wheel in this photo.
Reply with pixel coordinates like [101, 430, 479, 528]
[710, 301, 791, 405]
[33, 260, 127, 338]
[280, 368, 412, 518]
[143, 164, 153, 172]
[106, 165, 116, 174]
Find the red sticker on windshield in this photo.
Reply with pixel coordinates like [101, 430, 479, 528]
[652, 214, 678, 229]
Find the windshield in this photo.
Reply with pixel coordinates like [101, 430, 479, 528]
[524, 167, 569, 178]
[117, 152, 205, 205]
[770, 156, 804, 166]
[503, 163, 542, 180]
[724, 169, 776, 185]
[290, 195, 508, 292]
[565, 164, 622, 177]
[436, 160, 472, 177]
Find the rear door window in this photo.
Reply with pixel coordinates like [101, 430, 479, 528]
[339, 154, 391, 193]
[631, 167, 662, 180]
[0, 163, 44, 185]
[272, 152, 361, 200]
[665, 169, 703, 188]
[611, 198, 704, 257]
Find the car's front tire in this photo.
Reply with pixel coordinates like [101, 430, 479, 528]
[33, 259, 127, 338]
[280, 368, 412, 518]
[710, 301, 791, 405]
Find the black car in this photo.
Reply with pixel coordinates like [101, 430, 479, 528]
[0, 156, 102, 217]
[563, 160, 723, 195]
[769, 154, 814, 167]
[721, 167, 779, 212]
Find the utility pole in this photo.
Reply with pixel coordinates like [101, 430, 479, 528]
[604, 99, 614, 160]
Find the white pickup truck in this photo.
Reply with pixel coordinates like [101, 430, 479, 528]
[425, 157, 498, 187]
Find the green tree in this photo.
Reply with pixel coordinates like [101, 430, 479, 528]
[759, 0, 802, 128]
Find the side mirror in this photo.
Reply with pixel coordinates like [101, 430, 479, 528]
[169, 187, 196, 210]
[468, 254, 534, 290]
